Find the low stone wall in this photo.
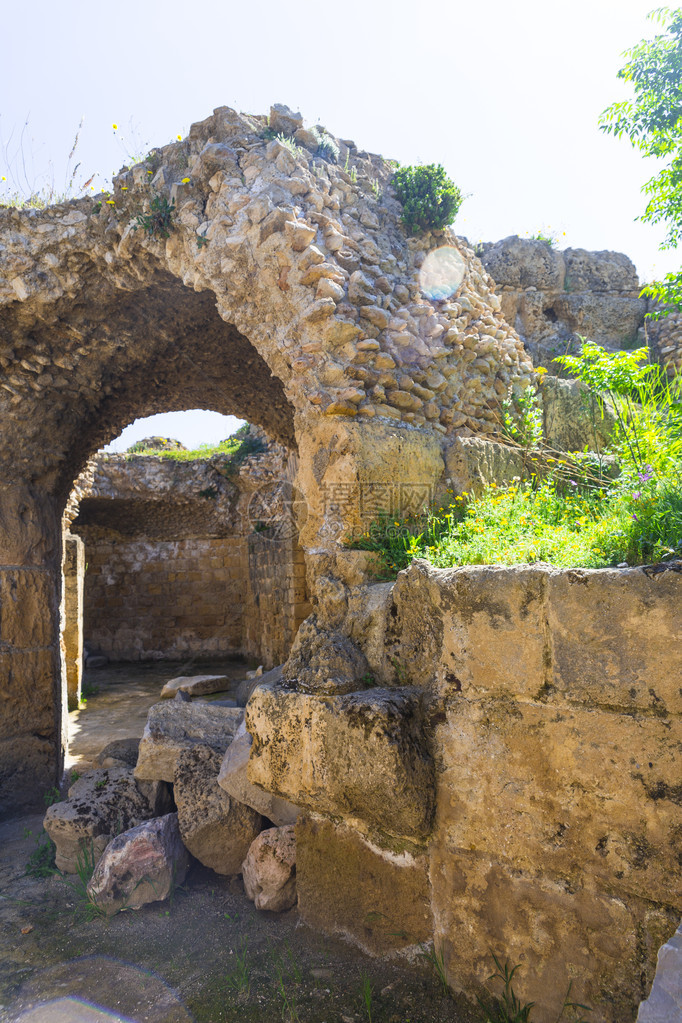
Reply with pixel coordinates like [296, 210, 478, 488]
[247, 559, 682, 1023]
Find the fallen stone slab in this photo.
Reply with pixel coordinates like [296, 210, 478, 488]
[43, 767, 172, 873]
[160, 675, 230, 699]
[242, 825, 297, 912]
[174, 744, 262, 874]
[134, 701, 243, 783]
[247, 684, 435, 841]
[86, 812, 190, 916]
[218, 721, 299, 827]
[637, 920, 682, 1022]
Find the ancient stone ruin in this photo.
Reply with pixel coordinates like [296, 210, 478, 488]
[1, 103, 680, 1023]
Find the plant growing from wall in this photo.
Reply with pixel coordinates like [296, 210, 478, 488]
[393, 163, 463, 233]
[134, 193, 176, 238]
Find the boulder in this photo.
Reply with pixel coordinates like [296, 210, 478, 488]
[218, 721, 299, 826]
[480, 235, 566, 291]
[242, 825, 297, 912]
[268, 103, 304, 136]
[563, 248, 640, 294]
[174, 744, 262, 874]
[160, 674, 230, 699]
[282, 615, 370, 694]
[43, 767, 172, 873]
[95, 737, 141, 769]
[246, 684, 435, 841]
[86, 812, 190, 916]
[134, 701, 243, 782]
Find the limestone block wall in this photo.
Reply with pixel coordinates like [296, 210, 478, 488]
[82, 536, 248, 661]
[247, 560, 682, 1023]
[243, 534, 311, 669]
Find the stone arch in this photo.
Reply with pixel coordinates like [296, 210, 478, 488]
[0, 102, 534, 815]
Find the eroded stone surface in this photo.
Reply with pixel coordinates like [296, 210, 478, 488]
[242, 825, 297, 912]
[86, 812, 190, 916]
[43, 767, 172, 873]
[246, 684, 434, 841]
[174, 744, 262, 874]
[134, 701, 243, 782]
[479, 236, 647, 367]
[296, 815, 432, 954]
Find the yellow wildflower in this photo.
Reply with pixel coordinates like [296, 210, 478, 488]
[181, 177, 190, 184]
[177, 134, 182, 141]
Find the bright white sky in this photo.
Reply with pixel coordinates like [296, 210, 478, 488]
[1, 0, 677, 450]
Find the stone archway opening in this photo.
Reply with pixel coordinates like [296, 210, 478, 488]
[52, 276, 309, 773]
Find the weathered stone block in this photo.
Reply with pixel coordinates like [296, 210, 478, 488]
[429, 846, 676, 1023]
[296, 815, 432, 953]
[0, 734, 55, 819]
[159, 674, 230, 699]
[174, 744, 262, 874]
[134, 701, 243, 782]
[443, 435, 526, 497]
[217, 722, 299, 826]
[546, 565, 682, 714]
[247, 684, 435, 840]
[0, 569, 55, 648]
[0, 649, 58, 740]
[434, 697, 682, 908]
[44, 767, 172, 873]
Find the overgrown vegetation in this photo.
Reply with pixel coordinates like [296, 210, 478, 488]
[392, 163, 463, 234]
[349, 342, 682, 574]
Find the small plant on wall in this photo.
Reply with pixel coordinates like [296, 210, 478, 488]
[393, 163, 463, 233]
[134, 193, 176, 238]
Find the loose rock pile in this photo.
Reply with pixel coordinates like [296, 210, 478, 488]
[44, 673, 300, 916]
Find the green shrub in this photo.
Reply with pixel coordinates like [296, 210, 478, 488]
[393, 164, 463, 233]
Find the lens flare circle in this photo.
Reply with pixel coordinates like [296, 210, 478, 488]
[419, 246, 465, 302]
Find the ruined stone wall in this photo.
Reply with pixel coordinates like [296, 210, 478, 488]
[247, 560, 682, 1023]
[478, 236, 648, 369]
[61, 533, 84, 707]
[70, 432, 306, 665]
[81, 535, 247, 661]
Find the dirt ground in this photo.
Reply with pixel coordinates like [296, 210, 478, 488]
[0, 815, 481, 1023]
[0, 662, 481, 1023]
